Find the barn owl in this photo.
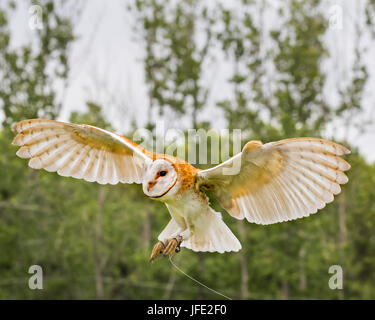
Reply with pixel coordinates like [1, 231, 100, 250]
[12, 119, 350, 262]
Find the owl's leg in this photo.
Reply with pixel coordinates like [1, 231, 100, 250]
[149, 237, 181, 262]
[161, 235, 183, 256]
[150, 224, 181, 262]
[162, 229, 192, 256]
[149, 228, 192, 262]
[149, 241, 167, 263]
[149, 229, 192, 262]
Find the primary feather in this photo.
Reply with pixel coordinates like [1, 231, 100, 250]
[197, 138, 350, 225]
[12, 119, 150, 184]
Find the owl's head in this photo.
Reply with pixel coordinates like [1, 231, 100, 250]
[142, 159, 178, 199]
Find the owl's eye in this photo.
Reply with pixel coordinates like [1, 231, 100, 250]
[159, 170, 167, 177]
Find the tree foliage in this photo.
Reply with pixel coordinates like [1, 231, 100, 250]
[0, 0, 374, 299]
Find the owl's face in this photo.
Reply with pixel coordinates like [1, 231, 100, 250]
[142, 159, 178, 199]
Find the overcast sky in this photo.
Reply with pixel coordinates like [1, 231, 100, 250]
[6, 0, 375, 162]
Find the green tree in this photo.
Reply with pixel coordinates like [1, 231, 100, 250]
[130, 0, 215, 128]
[0, 0, 74, 128]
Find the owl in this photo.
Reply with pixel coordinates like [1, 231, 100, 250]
[12, 119, 350, 262]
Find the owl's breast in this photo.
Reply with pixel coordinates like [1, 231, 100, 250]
[165, 188, 210, 228]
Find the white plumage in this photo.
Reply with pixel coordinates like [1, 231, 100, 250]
[197, 138, 350, 225]
[12, 119, 350, 261]
[13, 119, 145, 185]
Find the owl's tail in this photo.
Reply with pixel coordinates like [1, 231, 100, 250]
[159, 210, 241, 253]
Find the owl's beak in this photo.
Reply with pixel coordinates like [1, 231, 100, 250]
[147, 180, 156, 192]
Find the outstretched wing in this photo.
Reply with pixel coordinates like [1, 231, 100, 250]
[12, 119, 152, 184]
[197, 138, 350, 225]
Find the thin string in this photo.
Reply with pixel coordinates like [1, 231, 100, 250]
[169, 255, 232, 300]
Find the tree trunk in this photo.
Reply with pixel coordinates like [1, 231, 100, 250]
[282, 280, 289, 300]
[94, 187, 106, 299]
[299, 247, 306, 291]
[197, 253, 205, 299]
[164, 265, 177, 299]
[237, 220, 248, 299]
[338, 192, 346, 299]
[338, 193, 347, 245]
[141, 212, 152, 247]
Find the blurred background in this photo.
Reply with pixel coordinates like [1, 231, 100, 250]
[0, 0, 374, 299]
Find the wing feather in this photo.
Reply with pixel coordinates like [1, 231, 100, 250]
[83, 149, 99, 182]
[12, 119, 151, 184]
[69, 145, 92, 179]
[105, 155, 116, 185]
[57, 143, 82, 177]
[197, 137, 350, 225]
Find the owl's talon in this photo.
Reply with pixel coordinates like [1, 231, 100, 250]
[149, 240, 167, 263]
[162, 236, 183, 257]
